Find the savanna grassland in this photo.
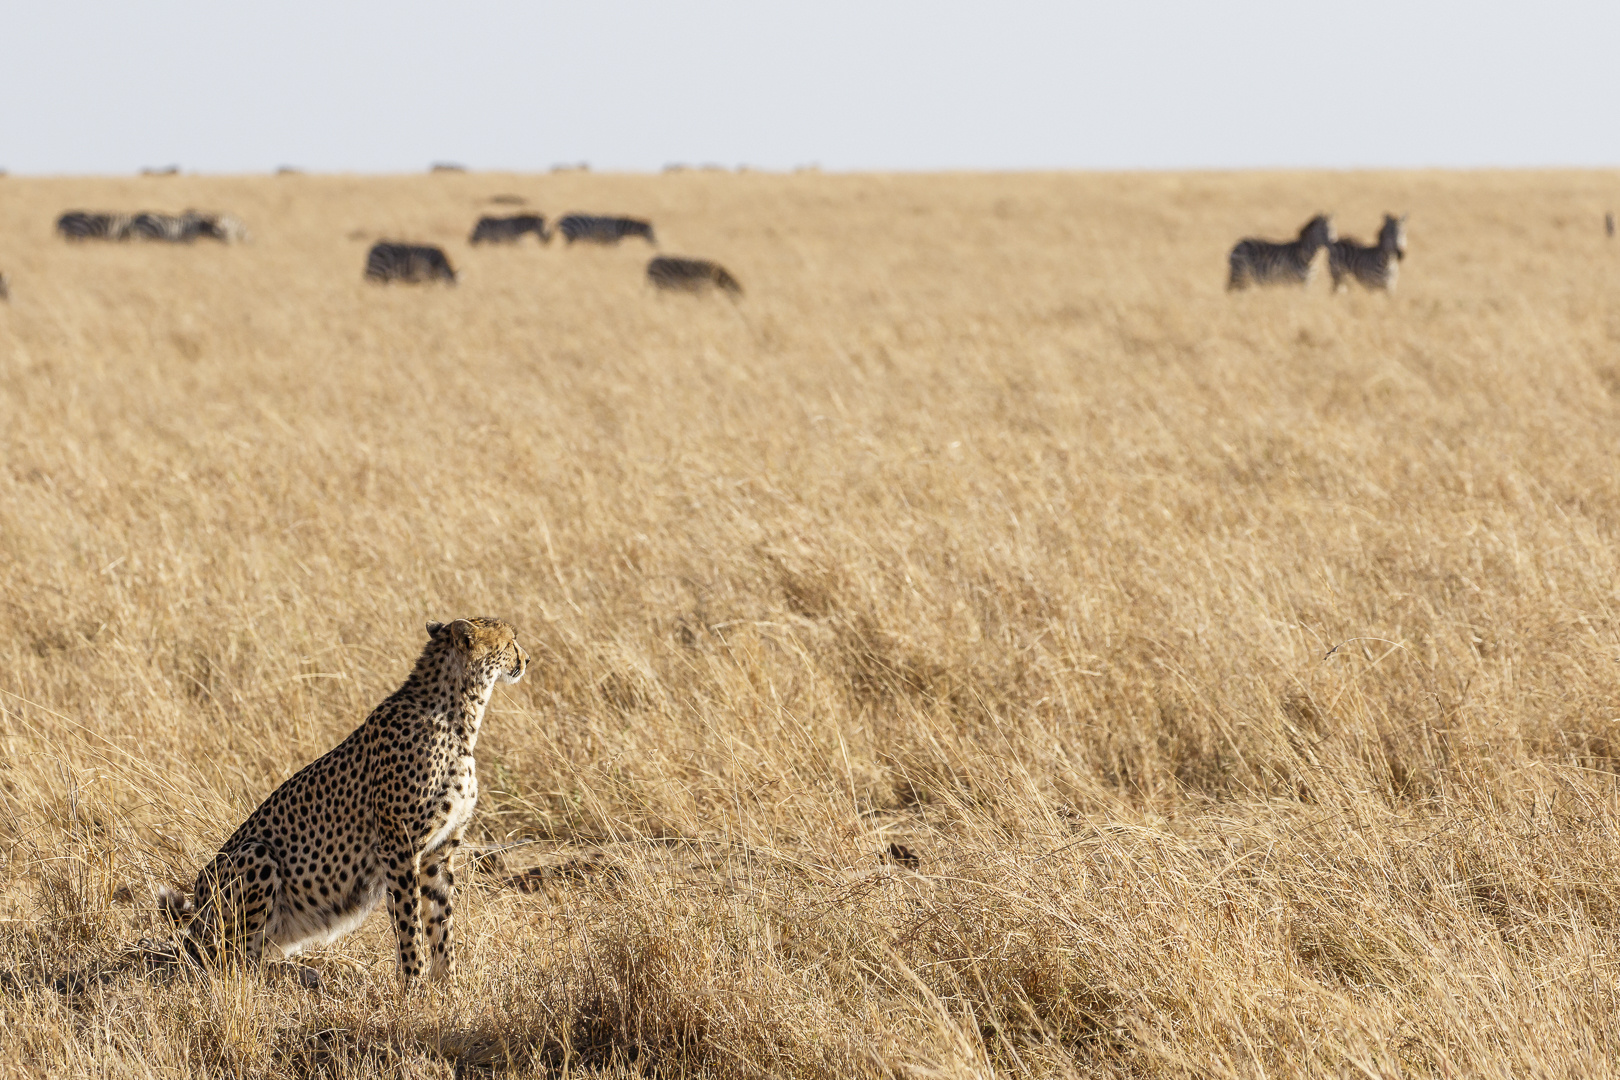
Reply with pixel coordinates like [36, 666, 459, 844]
[3, 168, 1620, 1078]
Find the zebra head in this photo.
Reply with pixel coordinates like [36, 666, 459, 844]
[1298, 214, 1335, 250]
[1381, 214, 1407, 260]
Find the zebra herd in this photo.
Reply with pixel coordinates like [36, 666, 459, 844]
[1227, 213, 1408, 292]
[56, 210, 247, 244]
[29, 204, 742, 298]
[364, 211, 741, 295]
[464, 213, 655, 247]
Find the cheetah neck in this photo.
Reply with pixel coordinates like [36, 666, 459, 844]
[453, 667, 500, 753]
[401, 647, 501, 753]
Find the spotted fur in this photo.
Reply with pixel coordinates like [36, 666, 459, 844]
[161, 618, 527, 988]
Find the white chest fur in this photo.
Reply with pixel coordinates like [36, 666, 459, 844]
[421, 755, 478, 855]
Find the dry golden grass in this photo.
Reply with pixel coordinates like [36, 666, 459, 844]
[3, 167, 1620, 1077]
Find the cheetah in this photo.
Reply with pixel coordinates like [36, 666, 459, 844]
[159, 617, 527, 988]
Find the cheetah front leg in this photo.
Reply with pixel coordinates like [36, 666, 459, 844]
[383, 830, 425, 988]
[420, 827, 464, 982]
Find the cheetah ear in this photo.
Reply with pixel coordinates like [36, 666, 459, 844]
[448, 619, 476, 652]
[426, 621, 447, 639]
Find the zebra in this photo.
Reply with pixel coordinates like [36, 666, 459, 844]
[1227, 214, 1336, 290]
[56, 211, 133, 240]
[126, 211, 211, 242]
[469, 214, 549, 244]
[364, 242, 457, 284]
[126, 210, 246, 242]
[647, 256, 742, 295]
[557, 214, 655, 245]
[1328, 214, 1406, 293]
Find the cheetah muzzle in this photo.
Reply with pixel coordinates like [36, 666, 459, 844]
[159, 617, 528, 989]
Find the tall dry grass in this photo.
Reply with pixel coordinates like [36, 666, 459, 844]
[3, 168, 1620, 1077]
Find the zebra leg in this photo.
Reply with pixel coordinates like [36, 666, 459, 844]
[420, 829, 463, 982]
[1227, 250, 1249, 291]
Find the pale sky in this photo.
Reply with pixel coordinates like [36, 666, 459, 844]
[3, 1, 1617, 175]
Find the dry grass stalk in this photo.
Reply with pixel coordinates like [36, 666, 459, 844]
[3, 169, 1620, 1076]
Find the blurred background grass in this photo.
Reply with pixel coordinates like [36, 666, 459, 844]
[2, 169, 1620, 1077]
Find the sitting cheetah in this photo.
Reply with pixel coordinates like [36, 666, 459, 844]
[160, 618, 527, 987]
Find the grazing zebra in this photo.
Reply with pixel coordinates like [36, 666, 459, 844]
[56, 211, 133, 240]
[127, 211, 206, 242]
[557, 214, 655, 245]
[125, 210, 246, 243]
[647, 256, 742, 295]
[364, 242, 458, 284]
[1227, 214, 1336, 290]
[1329, 214, 1407, 293]
[469, 214, 549, 244]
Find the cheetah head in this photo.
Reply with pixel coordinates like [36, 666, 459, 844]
[427, 617, 528, 684]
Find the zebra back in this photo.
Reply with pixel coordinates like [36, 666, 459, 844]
[128, 212, 189, 242]
[469, 214, 549, 244]
[558, 214, 656, 245]
[1227, 214, 1335, 290]
[57, 211, 131, 241]
[647, 256, 742, 295]
[1329, 213, 1406, 292]
[364, 242, 457, 284]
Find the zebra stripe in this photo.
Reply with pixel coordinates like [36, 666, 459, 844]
[1227, 214, 1335, 290]
[469, 214, 549, 244]
[55, 210, 246, 243]
[647, 256, 741, 295]
[1329, 214, 1406, 293]
[557, 214, 655, 245]
[364, 242, 458, 284]
[128, 211, 209, 242]
[56, 211, 133, 240]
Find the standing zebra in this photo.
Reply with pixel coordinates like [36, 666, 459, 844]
[1328, 214, 1407, 293]
[469, 214, 550, 244]
[647, 256, 742, 295]
[364, 242, 458, 284]
[1227, 214, 1336, 290]
[56, 211, 133, 240]
[557, 214, 655, 245]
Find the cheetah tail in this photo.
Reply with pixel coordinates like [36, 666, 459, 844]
[156, 886, 194, 926]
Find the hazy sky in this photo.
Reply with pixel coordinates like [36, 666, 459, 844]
[3, 1, 1618, 175]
